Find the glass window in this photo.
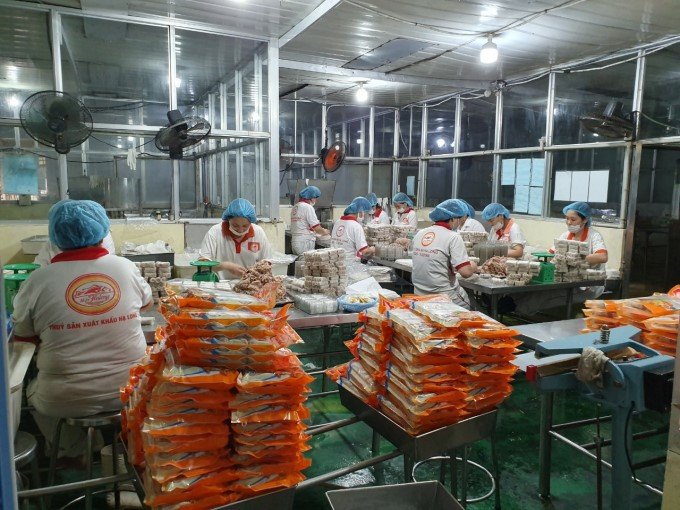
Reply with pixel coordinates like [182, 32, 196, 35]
[326, 163, 369, 204]
[61, 16, 169, 126]
[499, 153, 545, 216]
[640, 45, 680, 140]
[374, 109, 395, 157]
[549, 147, 626, 223]
[397, 162, 419, 206]
[502, 78, 548, 149]
[553, 63, 636, 145]
[398, 106, 422, 157]
[427, 99, 456, 155]
[458, 155, 493, 210]
[279, 100, 295, 153]
[459, 97, 495, 152]
[347, 119, 366, 158]
[425, 160, 453, 207]
[372, 163, 392, 201]
[295, 102, 322, 156]
[0, 8, 54, 120]
[637, 148, 680, 215]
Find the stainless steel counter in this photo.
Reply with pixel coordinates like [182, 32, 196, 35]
[514, 318, 585, 349]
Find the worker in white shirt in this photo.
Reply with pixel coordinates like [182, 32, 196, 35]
[199, 198, 273, 280]
[391, 192, 418, 230]
[12, 200, 152, 461]
[482, 203, 526, 258]
[411, 199, 477, 309]
[331, 196, 376, 258]
[290, 186, 329, 255]
[35, 222, 116, 266]
[515, 201, 608, 315]
[367, 192, 390, 226]
[456, 199, 486, 233]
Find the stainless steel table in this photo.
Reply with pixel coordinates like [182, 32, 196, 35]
[458, 278, 605, 320]
[514, 318, 585, 349]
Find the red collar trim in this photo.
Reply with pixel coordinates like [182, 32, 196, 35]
[567, 226, 589, 242]
[51, 246, 109, 263]
[298, 198, 311, 204]
[374, 207, 382, 217]
[340, 215, 358, 222]
[496, 218, 514, 240]
[222, 222, 255, 254]
[401, 208, 414, 214]
[434, 221, 452, 230]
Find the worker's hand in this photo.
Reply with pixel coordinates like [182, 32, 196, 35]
[395, 237, 410, 249]
[219, 261, 246, 277]
[322, 228, 330, 236]
[362, 246, 376, 258]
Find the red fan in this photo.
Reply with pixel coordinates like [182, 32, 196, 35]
[320, 140, 347, 173]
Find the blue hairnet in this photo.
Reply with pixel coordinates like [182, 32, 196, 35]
[563, 201, 592, 226]
[366, 192, 378, 207]
[481, 203, 510, 221]
[48, 199, 110, 250]
[344, 196, 372, 215]
[458, 199, 476, 219]
[429, 199, 467, 222]
[299, 186, 321, 200]
[222, 198, 257, 223]
[392, 192, 414, 207]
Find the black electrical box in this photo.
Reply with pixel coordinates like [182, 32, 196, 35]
[644, 366, 674, 413]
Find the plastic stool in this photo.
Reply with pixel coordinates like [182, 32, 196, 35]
[14, 431, 45, 510]
[47, 411, 122, 510]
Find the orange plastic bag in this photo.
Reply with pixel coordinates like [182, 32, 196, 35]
[236, 371, 314, 394]
[230, 404, 311, 424]
[142, 433, 229, 454]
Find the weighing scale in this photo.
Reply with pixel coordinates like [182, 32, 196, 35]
[528, 326, 674, 509]
[531, 252, 555, 284]
[190, 260, 220, 282]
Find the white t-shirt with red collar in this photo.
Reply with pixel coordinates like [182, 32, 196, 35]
[12, 247, 152, 417]
[290, 200, 321, 243]
[488, 219, 526, 247]
[391, 208, 418, 230]
[411, 223, 472, 308]
[551, 227, 608, 271]
[369, 208, 390, 226]
[331, 215, 369, 257]
[199, 223, 273, 280]
[459, 217, 486, 233]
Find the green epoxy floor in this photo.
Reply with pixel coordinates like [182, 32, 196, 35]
[24, 323, 668, 509]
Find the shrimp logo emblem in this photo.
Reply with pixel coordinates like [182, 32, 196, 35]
[66, 274, 120, 315]
[336, 226, 345, 237]
[421, 232, 436, 247]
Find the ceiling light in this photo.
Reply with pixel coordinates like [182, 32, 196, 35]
[436, 138, 446, 148]
[175, 77, 182, 88]
[6, 95, 19, 108]
[480, 5, 498, 21]
[480, 35, 498, 64]
[127, 136, 135, 142]
[450, 141, 456, 148]
[356, 83, 368, 103]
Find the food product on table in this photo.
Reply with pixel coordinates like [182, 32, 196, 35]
[479, 256, 507, 277]
[233, 260, 287, 300]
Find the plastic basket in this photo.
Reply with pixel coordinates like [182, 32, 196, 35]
[337, 295, 377, 312]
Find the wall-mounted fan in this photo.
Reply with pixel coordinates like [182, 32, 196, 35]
[20, 91, 93, 154]
[155, 110, 211, 159]
[579, 101, 635, 139]
[319, 138, 347, 173]
[280, 139, 295, 172]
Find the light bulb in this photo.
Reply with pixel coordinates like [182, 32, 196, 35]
[356, 84, 368, 103]
[127, 136, 134, 142]
[436, 138, 446, 148]
[480, 36, 498, 64]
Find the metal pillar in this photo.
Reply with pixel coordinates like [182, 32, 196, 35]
[542, 73, 556, 216]
[368, 106, 375, 193]
[235, 68, 243, 198]
[267, 40, 280, 220]
[219, 81, 228, 206]
[51, 9, 68, 199]
[418, 106, 428, 206]
[491, 90, 503, 203]
[452, 97, 462, 198]
[254, 51, 264, 212]
[392, 109, 400, 198]
[169, 25, 180, 220]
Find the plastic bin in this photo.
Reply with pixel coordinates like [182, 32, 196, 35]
[21, 235, 49, 255]
[326, 481, 462, 510]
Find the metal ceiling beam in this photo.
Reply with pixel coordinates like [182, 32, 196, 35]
[278, 0, 343, 48]
[279, 59, 489, 89]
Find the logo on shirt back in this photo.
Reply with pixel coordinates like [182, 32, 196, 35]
[66, 274, 121, 315]
[421, 232, 436, 246]
[335, 226, 345, 237]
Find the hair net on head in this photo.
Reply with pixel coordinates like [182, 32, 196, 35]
[366, 192, 378, 207]
[458, 199, 476, 219]
[563, 201, 592, 225]
[481, 203, 510, 221]
[429, 199, 467, 222]
[429, 205, 455, 222]
[392, 192, 414, 207]
[299, 186, 321, 200]
[222, 198, 257, 223]
[344, 197, 372, 215]
[48, 199, 110, 250]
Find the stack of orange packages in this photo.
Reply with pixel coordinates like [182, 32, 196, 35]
[329, 295, 519, 435]
[121, 282, 312, 509]
[582, 285, 680, 356]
